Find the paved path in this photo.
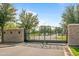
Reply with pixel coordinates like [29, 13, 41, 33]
[0, 43, 72, 56]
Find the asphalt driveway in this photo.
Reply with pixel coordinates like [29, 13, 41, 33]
[0, 43, 72, 56]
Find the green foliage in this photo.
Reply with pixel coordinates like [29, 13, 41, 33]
[4, 22, 17, 29]
[19, 9, 39, 30]
[61, 4, 79, 29]
[0, 3, 16, 42]
[70, 47, 79, 56]
[39, 26, 51, 33]
[19, 9, 39, 40]
[54, 27, 63, 34]
[0, 3, 16, 27]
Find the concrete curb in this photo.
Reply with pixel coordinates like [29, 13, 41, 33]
[67, 45, 74, 56]
[63, 45, 74, 56]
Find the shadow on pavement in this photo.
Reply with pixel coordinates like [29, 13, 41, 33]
[0, 43, 21, 48]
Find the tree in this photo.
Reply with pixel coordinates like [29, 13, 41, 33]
[61, 4, 79, 36]
[0, 3, 16, 43]
[19, 10, 39, 41]
[4, 22, 17, 30]
[39, 26, 51, 35]
[61, 4, 79, 28]
[54, 27, 63, 34]
[61, 4, 79, 40]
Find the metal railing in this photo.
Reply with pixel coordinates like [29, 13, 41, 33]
[24, 26, 68, 43]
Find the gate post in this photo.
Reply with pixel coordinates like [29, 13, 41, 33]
[68, 24, 79, 45]
[44, 26, 46, 44]
[24, 28, 27, 42]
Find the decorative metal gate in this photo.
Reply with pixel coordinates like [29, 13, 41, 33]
[24, 26, 68, 43]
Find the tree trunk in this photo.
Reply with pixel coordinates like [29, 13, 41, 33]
[65, 25, 68, 43]
[28, 29, 30, 40]
[24, 28, 30, 42]
[1, 26, 4, 43]
[24, 28, 27, 42]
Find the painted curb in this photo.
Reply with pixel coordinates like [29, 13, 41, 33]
[64, 45, 74, 56]
[67, 45, 74, 56]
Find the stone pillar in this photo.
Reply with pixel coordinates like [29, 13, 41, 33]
[68, 24, 79, 45]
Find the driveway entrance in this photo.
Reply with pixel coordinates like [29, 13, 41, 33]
[0, 43, 72, 56]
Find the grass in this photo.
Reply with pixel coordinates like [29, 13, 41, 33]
[30, 33, 67, 39]
[30, 33, 39, 36]
[57, 35, 66, 41]
[29, 33, 67, 41]
[70, 47, 79, 56]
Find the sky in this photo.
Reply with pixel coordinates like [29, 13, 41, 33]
[13, 3, 75, 27]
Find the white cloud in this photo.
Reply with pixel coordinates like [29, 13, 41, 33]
[26, 9, 37, 15]
[38, 18, 61, 27]
[38, 18, 53, 26]
[15, 9, 37, 19]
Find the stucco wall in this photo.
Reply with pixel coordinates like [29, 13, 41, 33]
[68, 24, 79, 45]
[4, 28, 24, 43]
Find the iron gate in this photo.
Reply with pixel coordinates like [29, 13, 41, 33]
[24, 26, 68, 43]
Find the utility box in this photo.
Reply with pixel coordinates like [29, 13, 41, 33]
[3, 28, 24, 43]
[68, 24, 79, 45]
